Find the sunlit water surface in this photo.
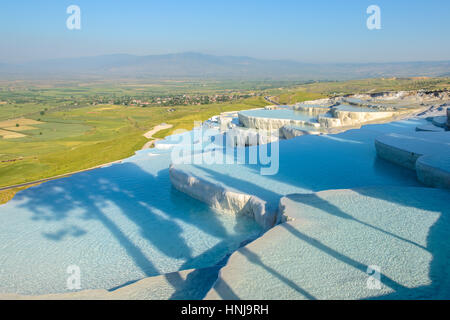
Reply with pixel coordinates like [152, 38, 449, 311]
[0, 130, 262, 295]
[0, 119, 429, 295]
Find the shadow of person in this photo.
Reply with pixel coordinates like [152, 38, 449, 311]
[283, 187, 449, 299]
[15, 162, 196, 278]
[12, 159, 261, 297]
[353, 187, 450, 299]
[285, 192, 426, 250]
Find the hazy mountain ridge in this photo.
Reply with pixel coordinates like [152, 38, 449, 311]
[1, 52, 449, 80]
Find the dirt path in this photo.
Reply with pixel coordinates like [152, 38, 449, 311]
[141, 123, 173, 149]
[264, 96, 280, 105]
[0, 123, 174, 192]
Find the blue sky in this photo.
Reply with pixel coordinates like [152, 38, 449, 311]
[0, 0, 449, 63]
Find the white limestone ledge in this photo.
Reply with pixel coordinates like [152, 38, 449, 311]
[206, 187, 450, 300]
[169, 165, 280, 229]
[238, 112, 320, 131]
[416, 124, 445, 132]
[280, 125, 321, 139]
[301, 98, 336, 105]
[318, 109, 397, 128]
[375, 131, 450, 188]
[416, 155, 450, 189]
[225, 127, 279, 147]
[239, 105, 415, 132]
[447, 108, 450, 128]
[293, 104, 332, 115]
[431, 116, 448, 128]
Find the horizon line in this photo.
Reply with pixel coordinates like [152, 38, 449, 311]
[2, 52, 450, 66]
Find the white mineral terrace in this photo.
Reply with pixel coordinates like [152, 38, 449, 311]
[168, 91, 449, 299]
[206, 187, 450, 300]
[375, 131, 450, 188]
[2, 91, 449, 300]
[236, 96, 426, 140]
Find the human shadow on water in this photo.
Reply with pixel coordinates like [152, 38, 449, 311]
[212, 188, 444, 299]
[43, 225, 87, 240]
[16, 164, 178, 277]
[254, 136, 419, 193]
[243, 118, 422, 187]
[239, 246, 316, 300]
[210, 244, 316, 300]
[165, 266, 222, 300]
[285, 187, 450, 299]
[354, 187, 450, 299]
[280, 223, 408, 294]
[14, 161, 250, 295]
[170, 120, 432, 299]
[285, 193, 426, 250]
[164, 185, 263, 299]
[191, 162, 422, 250]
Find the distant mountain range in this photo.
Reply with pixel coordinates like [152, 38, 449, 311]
[1, 52, 449, 80]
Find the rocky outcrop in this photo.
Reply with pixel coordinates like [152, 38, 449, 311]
[169, 165, 279, 229]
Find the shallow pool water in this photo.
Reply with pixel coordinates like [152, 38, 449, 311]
[0, 133, 262, 295]
[334, 104, 378, 112]
[0, 117, 432, 296]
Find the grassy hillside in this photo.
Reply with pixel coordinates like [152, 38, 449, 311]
[274, 91, 326, 105]
[1, 77, 449, 192]
[0, 95, 268, 188]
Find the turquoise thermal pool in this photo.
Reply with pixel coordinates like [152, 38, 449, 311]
[172, 119, 428, 213]
[0, 115, 446, 298]
[334, 104, 379, 112]
[0, 135, 262, 295]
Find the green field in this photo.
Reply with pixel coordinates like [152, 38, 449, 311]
[0, 92, 269, 189]
[1, 77, 449, 197]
